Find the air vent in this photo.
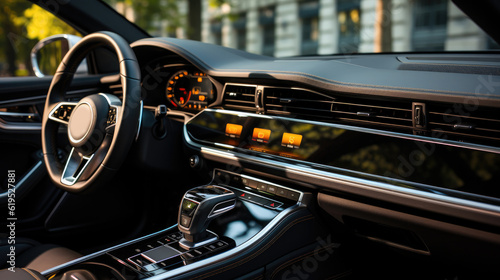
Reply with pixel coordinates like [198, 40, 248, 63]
[109, 83, 123, 95]
[265, 87, 413, 132]
[427, 103, 500, 147]
[265, 87, 334, 119]
[223, 84, 256, 111]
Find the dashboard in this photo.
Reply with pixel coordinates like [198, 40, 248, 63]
[130, 37, 500, 272]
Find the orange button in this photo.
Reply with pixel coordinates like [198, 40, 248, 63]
[252, 128, 271, 143]
[225, 123, 243, 138]
[281, 133, 303, 149]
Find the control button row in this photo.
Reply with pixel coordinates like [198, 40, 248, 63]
[52, 104, 74, 122]
[241, 177, 300, 201]
[107, 107, 117, 126]
[237, 191, 282, 209]
[131, 240, 230, 271]
[131, 233, 181, 254]
[182, 240, 228, 261]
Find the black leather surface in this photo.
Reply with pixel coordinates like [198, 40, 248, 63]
[170, 207, 336, 280]
[0, 238, 81, 273]
[0, 268, 46, 280]
[131, 38, 500, 107]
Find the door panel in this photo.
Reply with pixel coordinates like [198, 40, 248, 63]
[0, 74, 111, 241]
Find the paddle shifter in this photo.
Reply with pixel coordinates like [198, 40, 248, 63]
[178, 185, 236, 249]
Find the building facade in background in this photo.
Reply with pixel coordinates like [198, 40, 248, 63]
[201, 0, 497, 57]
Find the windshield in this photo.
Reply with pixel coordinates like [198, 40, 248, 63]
[105, 1, 498, 57]
[93, 0, 500, 57]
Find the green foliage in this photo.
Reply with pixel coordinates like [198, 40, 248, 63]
[103, 0, 183, 36]
[0, 1, 79, 77]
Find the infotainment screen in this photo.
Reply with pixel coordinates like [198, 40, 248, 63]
[186, 109, 500, 203]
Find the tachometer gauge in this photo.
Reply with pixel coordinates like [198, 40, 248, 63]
[166, 70, 213, 110]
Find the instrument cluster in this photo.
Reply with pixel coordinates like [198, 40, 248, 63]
[142, 64, 215, 112]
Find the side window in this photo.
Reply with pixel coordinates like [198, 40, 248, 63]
[0, 1, 80, 77]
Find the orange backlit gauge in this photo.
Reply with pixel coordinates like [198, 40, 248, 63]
[281, 133, 303, 149]
[252, 128, 271, 143]
[225, 123, 243, 138]
[165, 70, 214, 110]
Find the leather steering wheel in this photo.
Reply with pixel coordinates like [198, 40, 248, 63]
[42, 31, 142, 193]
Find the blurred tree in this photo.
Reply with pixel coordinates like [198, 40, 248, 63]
[20, 4, 80, 41]
[103, 0, 182, 37]
[0, 1, 32, 76]
[0, 1, 79, 77]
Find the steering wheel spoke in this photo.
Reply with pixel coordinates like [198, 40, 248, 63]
[48, 102, 78, 125]
[61, 148, 95, 186]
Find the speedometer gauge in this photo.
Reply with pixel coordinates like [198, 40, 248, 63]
[166, 70, 214, 110]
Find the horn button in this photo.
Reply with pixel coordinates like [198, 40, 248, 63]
[68, 95, 110, 155]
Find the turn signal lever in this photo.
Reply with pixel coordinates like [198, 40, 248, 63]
[178, 185, 236, 249]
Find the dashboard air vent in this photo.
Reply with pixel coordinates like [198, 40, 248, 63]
[427, 103, 500, 147]
[265, 87, 413, 132]
[109, 83, 123, 95]
[223, 84, 256, 111]
[265, 87, 334, 119]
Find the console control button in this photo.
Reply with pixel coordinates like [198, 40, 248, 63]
[256, 182, 267, 191]
[52, 105, 74, 122]
[287, 191, 299, 200]
[168, 232, 183, 240]
[180, 215, 192, 228]
[107, 107, 117, 126]
[266, 185, 277, 194]
[181, 199, 199, 217]
[276, 187, 288, 197]
[241, 177, 250, 186]
[128, 255, 152, 267]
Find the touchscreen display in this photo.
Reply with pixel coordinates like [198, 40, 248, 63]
[186, 109, 500, 202]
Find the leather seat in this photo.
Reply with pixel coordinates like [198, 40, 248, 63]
[0, 237, 81, 273]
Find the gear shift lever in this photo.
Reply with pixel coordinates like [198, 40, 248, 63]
[178, 185, 236, 249]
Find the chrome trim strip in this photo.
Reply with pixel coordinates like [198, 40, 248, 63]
[0, 120, 41, 131]
[0, 111, 36, 118]
[199, 146, 500, 214]
[208, 199, 236, 218]
[0, 161, 43, 199]
[0, 89, 98, 108]
[136, 100, 143, 141]
[0, 96, 47, 106]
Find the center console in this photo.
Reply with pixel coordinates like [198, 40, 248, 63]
[42, 169, 316, 280]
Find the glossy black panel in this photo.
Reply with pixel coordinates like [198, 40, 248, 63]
[186, 110, 500, 203]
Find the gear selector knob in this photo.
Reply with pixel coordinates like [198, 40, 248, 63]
[178, 185, 236, 249]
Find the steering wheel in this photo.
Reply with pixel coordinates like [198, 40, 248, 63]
[42, 31, 142, 193]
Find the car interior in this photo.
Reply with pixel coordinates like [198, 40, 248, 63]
[1, 0, 500, 279]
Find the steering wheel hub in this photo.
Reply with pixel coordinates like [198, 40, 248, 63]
[68, 102, 94, 145]
[67, 95, 110, 155]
